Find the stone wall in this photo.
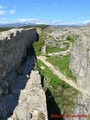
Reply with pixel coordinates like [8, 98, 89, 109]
[0, 28, 48, 120]
[8, 70, 48, 120]
[0, 28, 37, 78]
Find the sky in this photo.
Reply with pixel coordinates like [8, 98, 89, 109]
[0, 0, 90, 25]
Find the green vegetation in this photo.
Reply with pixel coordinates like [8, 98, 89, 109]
[66, 35, 75, 43]
[47, 55, 77, 81]
[46, 46, 69, 53]
[36, 60, 78, 115]
[47, 35, 53, 39]
[33, 32, 45, 56]
[88, 114, 90, 120]
[44, 28, 53, 33]
[36, 24, 50, 30]
[0, 27, 12, 32]
[19, 24, 49, 30]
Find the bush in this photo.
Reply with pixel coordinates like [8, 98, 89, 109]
[66, 35, 75, 43]
[33, 33, 45, 56]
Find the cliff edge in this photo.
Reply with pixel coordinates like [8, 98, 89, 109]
[8, 70, 48, 120]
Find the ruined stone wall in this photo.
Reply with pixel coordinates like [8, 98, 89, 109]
[0, 28, 48, 120]
[8, 70, 48, 120]
[0, 28, 37, 78]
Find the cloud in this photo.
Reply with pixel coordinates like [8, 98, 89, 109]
[0, 10, 6, 15]
[8, 10, 16, 15]
[17, 18, 32, 23]
[0, 17, 7, 24]
[0, 5, 6, 16]
[0, 4, 16, 16]
[15, 18, 75, 25]
[12, 18, 78, 25]
[0, 17, 90, 25]
[81, 20, 90, 25]
[17, 18, 90, 25]
[16, 18, 48, 24]
[0, 5, 5, 9]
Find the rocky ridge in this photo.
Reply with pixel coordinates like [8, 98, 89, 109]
[8, 70, 48, 120]
[37, 26, 90, 119]
[0, 28, 48, 120]
[1, 25, 90, 120]
[69, 26, 90, 119]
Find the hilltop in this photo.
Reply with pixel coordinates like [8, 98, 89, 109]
[0, 24, 90, 120]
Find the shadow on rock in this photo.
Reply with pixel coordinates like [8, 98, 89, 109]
[0, 45, 36, 120]
[46, 89, 64, 120]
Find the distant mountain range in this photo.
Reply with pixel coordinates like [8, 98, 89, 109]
[0, 23, 36, 28]
[0, 23, 82, 28]
[0, 19, 90, 28]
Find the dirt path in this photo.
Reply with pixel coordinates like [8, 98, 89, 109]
[37, 56, 90, 96]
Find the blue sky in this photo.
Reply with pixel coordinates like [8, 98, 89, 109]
[0, 0, 90, 24]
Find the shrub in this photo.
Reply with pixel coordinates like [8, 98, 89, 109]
[66, 35, 75, 43]
[33, 33, 45, 56]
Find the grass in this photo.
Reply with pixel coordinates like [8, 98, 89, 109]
[46, 42, 70, 54]
[66, 35, 75, 43]
[33, 32, 45, 56]
[36, 59, 78, 114]
[46, 46, 68, 54]
[47, 55, 77, 81]
[0, 27, 12, 32]
[19, 24, 49, 30]
[88, 114, 90, 120]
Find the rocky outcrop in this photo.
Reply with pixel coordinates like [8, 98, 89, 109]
[73, 94, 90, 120]
[8, 70, 48, 120]
[70, 27, 90, 119]
[0, 28, 48, 120]
[0, 28, 38, 78]
[70, 34, 90, 92]
[47, 49, 70, 57]
[41, 45, 46, 55]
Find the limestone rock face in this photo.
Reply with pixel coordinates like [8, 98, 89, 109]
[69, 27, 90, 119]
[9, 70, 48, 120]
[73, 94, 90, 120]
[41, 45, 46, 55]
[0, 28, 37, 78]
[70, 34, 90, 92]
